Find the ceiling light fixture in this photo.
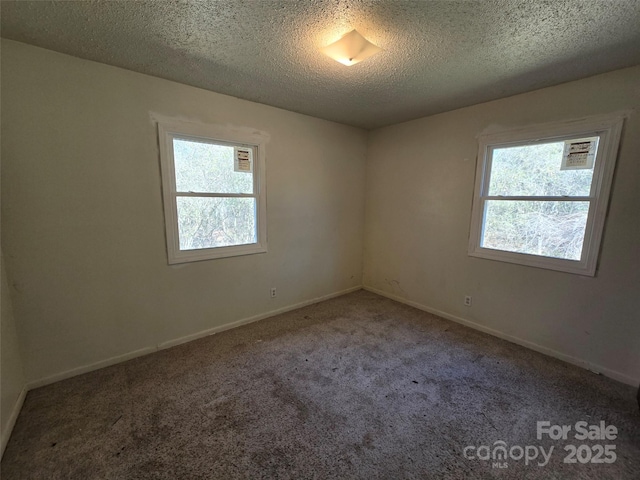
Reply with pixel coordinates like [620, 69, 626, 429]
[320, 30, 382, 66]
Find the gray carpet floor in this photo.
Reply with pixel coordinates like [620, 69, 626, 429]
[2, 290, 639, 479]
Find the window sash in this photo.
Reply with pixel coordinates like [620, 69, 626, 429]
[171, 135, 258, 196]
[175, 192, 256, 198]
[483, 135, 602, 199]
[167, 136, 261, 250]
[481, 196, 592, 201]
[478, 198, 595, 262]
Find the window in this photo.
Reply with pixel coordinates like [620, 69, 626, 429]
[157, 118, 267, 264]
[468, 114, 624, 276]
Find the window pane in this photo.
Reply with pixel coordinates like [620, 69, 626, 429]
[173, 138, 253, 194]
[487, 139, 598, 197]
[176, 197, 256, 250]
[481, 200, 589, 260]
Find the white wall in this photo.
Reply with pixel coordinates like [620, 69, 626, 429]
[0, 40, 367, 386]
[1, 253, 26, 456]
[364, 66, 640, 385]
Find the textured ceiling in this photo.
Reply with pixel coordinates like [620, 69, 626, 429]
[2, 0, 640, 129]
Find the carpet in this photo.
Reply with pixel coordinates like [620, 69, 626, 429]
[2, 290, 639, 479]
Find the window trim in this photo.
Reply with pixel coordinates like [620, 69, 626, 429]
[156, 118, 268, 264]
[468, 113, 624, 276]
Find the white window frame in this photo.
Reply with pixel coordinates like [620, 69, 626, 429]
[468, 113, 624, 276]
[156, 118, 268, 264]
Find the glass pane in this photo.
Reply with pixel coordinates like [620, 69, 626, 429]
[176, 197, 256, 250]
[481, 200, 590, 260]
[173, 138, 253, 194]
[487, 138, 598, 197]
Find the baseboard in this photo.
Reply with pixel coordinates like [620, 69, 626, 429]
[363, 286, 638, 387]
[158, 285, 363, 350]
[1, 386, 27, 459]
[27, 285, 363, 390]
[27, 346, 158, 390]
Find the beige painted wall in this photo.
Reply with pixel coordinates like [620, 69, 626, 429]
[1, 253, 26, 455]
[1, 40, 366, 385]
[2, 39, 638, 394]
[364, 66, 640, 385]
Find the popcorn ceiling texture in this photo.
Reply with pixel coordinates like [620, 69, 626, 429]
[1, 0, 639, 129]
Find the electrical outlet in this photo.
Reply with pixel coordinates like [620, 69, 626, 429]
[270, 287, 277, 298]
[464, 295, 472, 307]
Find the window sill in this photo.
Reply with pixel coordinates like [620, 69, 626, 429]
[168, 244, 267, 265]
[469, 248, 595, 276]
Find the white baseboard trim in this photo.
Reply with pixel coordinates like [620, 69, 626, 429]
[1, 386, 27, 459]
[27, 285, 363, 390]
[363, 286, 639, 387]
[158, 285, 363, 350]
[27, 346, 158, 390]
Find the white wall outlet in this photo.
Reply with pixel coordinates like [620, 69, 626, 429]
[464, 295, 472, 307]
[270, 287, 277, 298]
